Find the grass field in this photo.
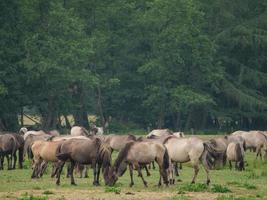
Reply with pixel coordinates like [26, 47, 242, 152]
[0, 136, 267, 200]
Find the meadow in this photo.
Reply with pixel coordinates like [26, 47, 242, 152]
[0, 135, 267, 200]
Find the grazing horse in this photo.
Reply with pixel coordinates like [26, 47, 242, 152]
[232, 130, 267, 160]
[163, 136, 224, 185]
[70, 126, 90, 136]
[107, 141, 170, 187]
[55, 137, 112, 186]
[104, 134, 136, 152]
[147, 129, 173, 138]
[31, 140, 64, 178]
[0, 134, 23, 170]
[226, 142, 245, 171]
[208, 137, 228, 168]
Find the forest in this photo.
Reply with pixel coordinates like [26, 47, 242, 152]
[0, 0, 267, 133]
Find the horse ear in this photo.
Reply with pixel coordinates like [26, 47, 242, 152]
[224, 135, 228, 139]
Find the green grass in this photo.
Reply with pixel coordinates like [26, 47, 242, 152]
[0, 136, 267, 200]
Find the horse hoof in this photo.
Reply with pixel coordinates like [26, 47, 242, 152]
[144, 182, 148, 187]
[71, 183, 77, 186]
[206, 180, 210, 185]
[191, 181, 195, 184]
[147, 173, 151, 177]
[129, 183, 134, 187]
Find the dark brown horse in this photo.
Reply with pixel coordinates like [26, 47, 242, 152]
[55, 137, 112, 186]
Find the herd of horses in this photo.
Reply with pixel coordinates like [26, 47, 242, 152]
[0, 127, 267, 188]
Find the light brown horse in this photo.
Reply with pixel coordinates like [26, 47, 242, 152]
[0, 133, 23, 170]
[104, 134, 136, 152]
[31, 140, 64, 178]
[70, 126, 90, 136]
[107, 141, 170, 187]
[226, 142, 245, 171]
[208, 136, 228, 168]
[232, 130, 267, 160]
[55, 137, 112, 186]
[163, 136, 223, 185]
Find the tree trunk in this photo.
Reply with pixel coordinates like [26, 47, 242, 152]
[97, 86, 105, 128]
[40, 97, 58, 130]
[0, 113, 19, 132]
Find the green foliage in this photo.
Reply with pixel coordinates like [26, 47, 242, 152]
[104, 186, 121, 194]
[211, 184, 232, 193]
[178, 183, 208, 192]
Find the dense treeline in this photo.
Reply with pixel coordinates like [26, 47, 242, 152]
[0, 0, 267, 132]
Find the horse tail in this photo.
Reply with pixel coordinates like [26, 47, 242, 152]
[163, 146, 170, 170]
[55, 143, 70, 161]
[235, 143, 243, 162]
[243, 140, 247, 151]
[114, 141, 134, 171]
[202, 142, 225, 170]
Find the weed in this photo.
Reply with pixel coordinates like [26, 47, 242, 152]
[16, 193, 48, 200]
[242, 183, 256, 190]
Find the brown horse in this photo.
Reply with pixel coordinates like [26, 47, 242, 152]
[163, 136, 224, 185]
[104, 134, 136, 152]
[55, 137, 112, 186]
[0, 133, 23, 170]
[208, 137, 228, 168]
[107, 141, 170, 187]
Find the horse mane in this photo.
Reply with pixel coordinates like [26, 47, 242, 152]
[136, 136, 144, 141]
[98, 143, 112, 169]
[114, 141, 135, 171]
[128, 134, 136, 141]
[81, 127, 90, 136]
[163, 135, 176, 144]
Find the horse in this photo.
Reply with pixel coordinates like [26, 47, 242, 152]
[23, 134, 51, 160]
[31, 140, 64, 178]
[163, 136, 224, 185]
[104, 134, 136, 152]
[0, 133, 23, 170]
[147, 129, 173, 138]
[70, 126, 90, 136]
[226, 142, 245, 171]
[55, 137, 112, 186]
[107, 140, 170, 187]
[207, 136, 228, 168]
[232, 130, 267, 160]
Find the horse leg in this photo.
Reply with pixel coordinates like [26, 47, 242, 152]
[179, 162, 182, 170]
[191, 165, 200, 184]
[256, 147, 261, 159]
[93, 162, 99, 186]
[84, 165, 89, 178]
[7, 155, 11, 170]
[12, 152, 17, 169]
[96, 164, 101, 185]
[144, 165, 151, 176]
[137, 165, 147, 187]
[70, 161, 76, 185]
[66, 163, 71, 178]
[229, 161, 232, 170]
[56, 161, 65, 185]
[202, 162, 210, 185]
[129, 163, 134, 187]
[152, 161, 155, 169]
[174, 162, 179, 176]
